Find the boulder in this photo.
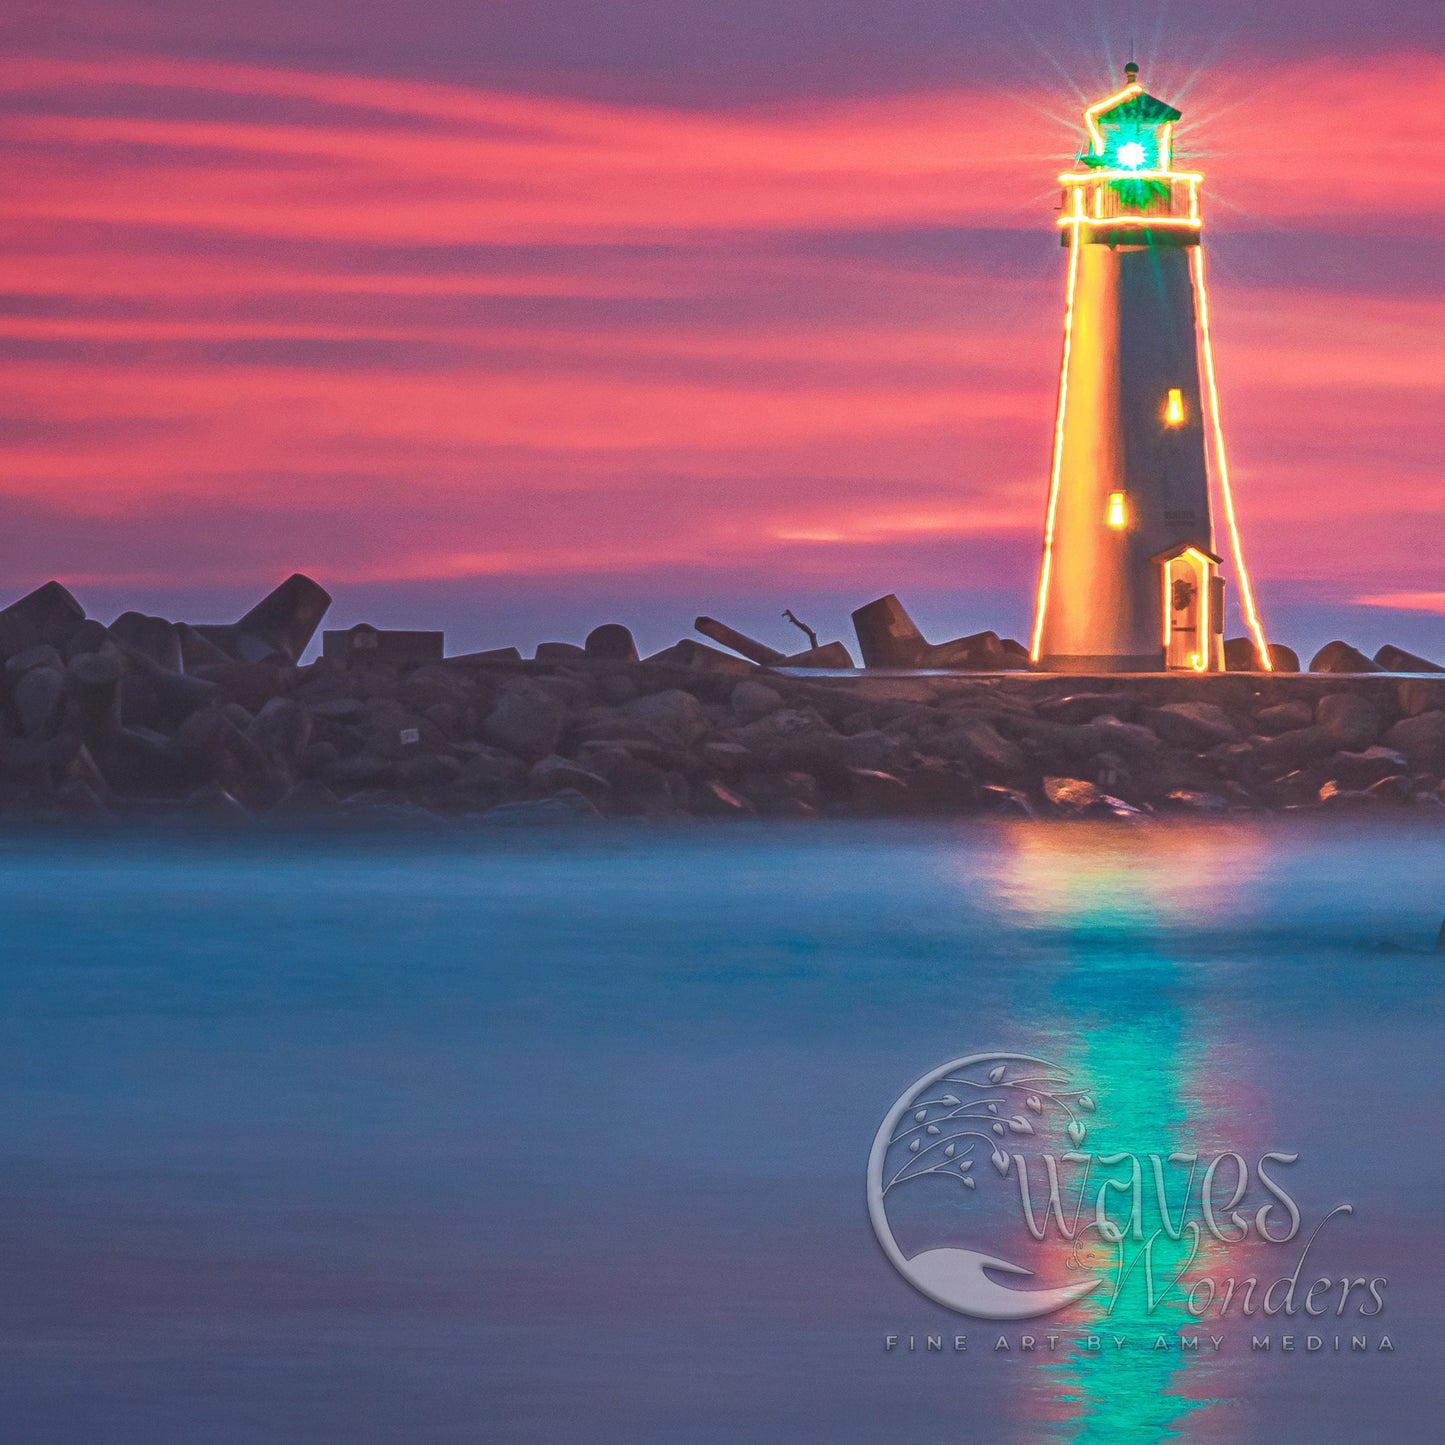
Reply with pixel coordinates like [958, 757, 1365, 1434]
[838, 730, 909, 773]
[321, 755, 397, 789]
[847, 767, 910, 813]
[1223, 636, 1266, 671]
[1224, 638, 1298, 673]
[730, 680, 784, 722]
[110, 612, 183, 671]
[1310, 641, 1381, 674]
[530, 754, 610, 797]
[1160, 789, 1229, 815]
[619, 689, 708, 747]
[580, 747, 678, 806]
[933, 720, 1025, 779]
[234, 573, 332, 662]
[453, 746, 528, 790]
[175, 623, 235, 670]
[358, 710, 449, 762]
[101, 725, 186, 795]
[598, 674, 637, 705]
[851, 594, 928, 668]
[692, 778, 754, 816]
[172, 707, 279, 801]
[1364, 774, 1413, 804]
[14, 665, 64, 737]
[444, 645, 522, 664]
[308, 697, 368, 723]
[1323, 747, 1410, 790]
[1253, 700, 1314, 735]
[925, 631, 1005, 670]
[1142, 701, 1240, 751]
[0, 735, 53, 793]
[781, 641, 855, 669]
[701, 741, 751, 774]
[63, 619, 115, 661]
[0, 609, 39, 660]
[480, 790, 601, 825]
[1252, 726, 1334, 772]
[185, 782, 255, 825]
[1397, 679, 1442, 719]
[66, 651, 124, 747]
[693, 617, 786, 665]
[1316, 692, 1382, 749]
[1316, 782, 1381, 812]
[0, 582, 85, 649]
[1261, 768, 1323, 809]
[1087, 715, 1162, 757]
[1383, 711, 1445, 772]
[198, 660, 288, 714]
[1038, 692, 1142, 725]
[143, 665, 219, 726]
[901, 760, 976, 811]
[1043, 776, 1143, 819]
[5, 644, 63, 677]
[248, 697, 312, 770]
[644, 639, 754, 674]
[1374, 644, 1443, 674]
[743, 770, 818, 811]
[322, 625, 444, 670]
[979, 784, 1037, 818]
[584, 624, 639, 663]
[480, 683, 567, 761]
[395, 754, 464, 787]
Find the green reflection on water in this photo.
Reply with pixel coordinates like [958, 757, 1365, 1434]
[997, 829, 1240, 1442]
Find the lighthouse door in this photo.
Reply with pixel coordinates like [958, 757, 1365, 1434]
[1162, 551, 1211, 671]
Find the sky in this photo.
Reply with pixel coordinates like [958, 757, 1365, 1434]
[1, 0, 1442, 659]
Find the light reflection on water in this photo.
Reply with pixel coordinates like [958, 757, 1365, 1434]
[0, 820, 1439, 1444]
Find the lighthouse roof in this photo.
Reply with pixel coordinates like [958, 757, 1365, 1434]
[1091, 89, 1181, 127]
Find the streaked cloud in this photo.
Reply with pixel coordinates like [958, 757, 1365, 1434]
[0, 43, 1440, 641]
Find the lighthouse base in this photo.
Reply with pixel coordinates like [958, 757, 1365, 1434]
[1038, 651, 1166, 673]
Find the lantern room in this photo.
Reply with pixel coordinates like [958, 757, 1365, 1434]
[1081, 62, 1179, 172]
[1058, 62, 1202, 249]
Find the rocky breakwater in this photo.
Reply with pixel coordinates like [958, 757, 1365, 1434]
[1, 576, 1443, 827]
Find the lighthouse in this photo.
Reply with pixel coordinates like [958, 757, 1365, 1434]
[1029, 64, 1271, 673]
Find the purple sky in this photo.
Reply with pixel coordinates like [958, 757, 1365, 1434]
[1, 0, 1442, 660]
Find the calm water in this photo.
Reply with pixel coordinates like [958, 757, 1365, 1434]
[0, 820, 1441, 1443]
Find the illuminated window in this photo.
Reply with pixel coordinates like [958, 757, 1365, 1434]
[1165, 388, 1185, 426]
[1106, 491, 1128, 529]
[1116, 140, 1147, 170]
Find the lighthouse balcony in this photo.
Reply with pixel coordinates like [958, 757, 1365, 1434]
[1057, 172, 1202, 246]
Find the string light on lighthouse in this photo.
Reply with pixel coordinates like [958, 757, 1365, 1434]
[1030, 64, 1272, 672]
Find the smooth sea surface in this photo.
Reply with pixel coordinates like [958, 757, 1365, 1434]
[0, 818, 1441, 1443]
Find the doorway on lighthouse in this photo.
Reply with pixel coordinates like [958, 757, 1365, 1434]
[1154, 544, 1222, 671]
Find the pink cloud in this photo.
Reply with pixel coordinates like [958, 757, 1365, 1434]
[0, 47, 1439, 611]
[1355, 593, 1445, 615]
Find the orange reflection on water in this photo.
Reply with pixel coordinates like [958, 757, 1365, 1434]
[985, 821, 1272, 933]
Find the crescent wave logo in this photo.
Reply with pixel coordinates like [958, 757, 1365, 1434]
[867, 1052, 1104, 1320]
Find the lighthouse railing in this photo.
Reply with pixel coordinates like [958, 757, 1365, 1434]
[1058, 172, 1201, 227]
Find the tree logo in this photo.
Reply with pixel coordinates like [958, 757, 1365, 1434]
[867, 1052, 1104, 1320]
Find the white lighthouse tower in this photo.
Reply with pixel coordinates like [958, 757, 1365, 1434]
[1029, 64, 1271, 673]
